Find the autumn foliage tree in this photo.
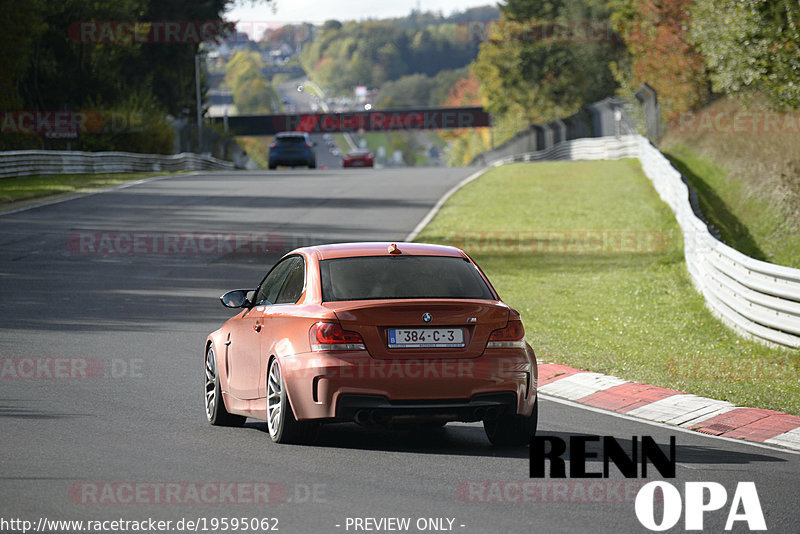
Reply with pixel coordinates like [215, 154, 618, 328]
[439, 70, 493, 166]
[446, 72, 483, 108]
[609, 0, 708, 121]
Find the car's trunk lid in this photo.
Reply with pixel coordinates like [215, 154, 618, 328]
[323, 299, 509, 359]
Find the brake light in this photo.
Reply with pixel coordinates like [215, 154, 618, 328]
[305, 143, 313, 148]
[488, 319, 526, 348]
[309, 322, 366, 351]
[269, 142, 276, 148]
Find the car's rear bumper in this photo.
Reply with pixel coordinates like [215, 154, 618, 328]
[269, 155, 314, 166]
[279, 350, 537, 421]
[336, 392, 517, 424]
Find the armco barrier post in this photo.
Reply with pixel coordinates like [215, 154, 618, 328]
[635, 83, 661, 145]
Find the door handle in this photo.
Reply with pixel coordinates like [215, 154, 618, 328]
[253, 322, 262, 332]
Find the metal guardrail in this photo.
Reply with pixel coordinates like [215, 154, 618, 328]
[0, 150, 235, 178]
[470, 96, 641, 166]
[483, 135, 800, 349]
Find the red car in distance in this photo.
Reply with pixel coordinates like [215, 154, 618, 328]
[342, 149, 374, 168]
[204, 242, 538, 445]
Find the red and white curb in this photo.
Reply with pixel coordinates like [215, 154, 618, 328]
[537, 363, 800, 452]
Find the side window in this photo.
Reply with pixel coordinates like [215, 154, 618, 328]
[274, 258, 305, 304]
[254, 256, 301, 305]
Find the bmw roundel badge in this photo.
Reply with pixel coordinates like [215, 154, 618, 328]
[422, 313, 432, 323]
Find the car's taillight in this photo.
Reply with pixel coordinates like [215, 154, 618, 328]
[269, 142, 276, 148]
[309, 322, 366, 351]
[305, 143, 312, 148]
[487, 319, 526, 348]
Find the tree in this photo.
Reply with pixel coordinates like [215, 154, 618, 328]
[321, 20, 342, 34]
[473, 0, 623, 123]
[376, 74, 439, 108]
[1, 0, 273, 151]
[225, 51, 276, 114]
[298, 19, 479, 92]
[0, 0, 47, 109]
[438, 70, 492, 166]
[609, 0, 708, 121]
[689, 0, 800, 109]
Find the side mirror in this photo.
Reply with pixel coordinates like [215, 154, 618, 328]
[220, 289, 253, 309]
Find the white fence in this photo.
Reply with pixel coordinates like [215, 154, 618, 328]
[487, 135, 800, 349]
[0, 150, 235, 178]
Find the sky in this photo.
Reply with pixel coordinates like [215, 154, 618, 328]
[226, 0, 497, 39]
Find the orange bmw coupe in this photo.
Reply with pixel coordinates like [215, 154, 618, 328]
[204, 242, 538, 445]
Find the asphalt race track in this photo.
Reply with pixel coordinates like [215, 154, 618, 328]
[0, 168, 798, 533]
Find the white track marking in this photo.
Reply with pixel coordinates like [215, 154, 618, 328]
[765, 427, 800, 450]
[538, 372, 628, 400]
[540, 394, 800, 455]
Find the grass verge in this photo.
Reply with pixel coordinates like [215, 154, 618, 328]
[664, 144, 800, 268]
[333, 134, 352, 154]
[360, 132, 391, 155]
[662, 96, 800, 268]
[236, 137, 270, 169]
[415, 160, 799, 414]
[0, 172, 180, 205]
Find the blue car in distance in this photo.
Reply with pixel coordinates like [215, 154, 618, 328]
[268, 131, 316, 170]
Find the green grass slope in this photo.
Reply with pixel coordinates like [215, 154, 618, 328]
[415, 160, 799, 414]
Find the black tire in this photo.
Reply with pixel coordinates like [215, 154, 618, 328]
[205, 346, 246, 427]
[308, 160, 316, 169]
[268, 164, 277, 170]
[483, 398, 538, 446]
[266, 358, 318, 444]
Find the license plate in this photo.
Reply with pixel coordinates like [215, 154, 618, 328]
[388, 328, 465, 348]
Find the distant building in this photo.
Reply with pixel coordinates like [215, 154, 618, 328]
[206, 31, 253, 60]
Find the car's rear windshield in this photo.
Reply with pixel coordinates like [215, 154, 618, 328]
[276, 136, 306, 144]
[319, 255, 495, 301]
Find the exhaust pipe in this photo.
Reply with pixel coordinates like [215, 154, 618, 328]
[485, 406, 500, 420]
[370, 410, 388, 425]
[474, 407, 487, 420]
[355, 410, 372, 425]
